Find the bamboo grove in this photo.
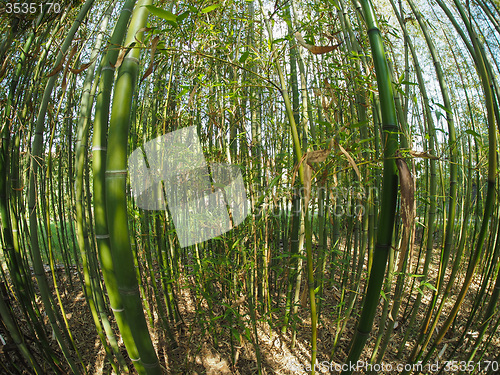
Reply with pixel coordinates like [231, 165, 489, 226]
[1, 0, 500, 373]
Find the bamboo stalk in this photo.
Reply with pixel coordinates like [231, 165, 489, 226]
[26, 2, 95, 373]
[341, 0, 399, 371]
[104, 0, 161, 373]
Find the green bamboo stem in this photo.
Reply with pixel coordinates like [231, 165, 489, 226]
[92, 0, 150, 372]
[384, 0, 438, 363]
[341, 0, 399, 372]
[418, 0, 498, 365]
[281, 0, 303, 336]
[104, 0, 161, 373]
[46, 83, 88, 372]
[0, 9, 61, 371]
[404, 0, 458, 356]
[27, 2, 95, 373]
[259, 1, 318, 371]
[73, 3, 125, 371]
[0, 286, 43, 374]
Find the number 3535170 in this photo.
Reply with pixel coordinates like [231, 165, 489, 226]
[5, 2, 61, 14]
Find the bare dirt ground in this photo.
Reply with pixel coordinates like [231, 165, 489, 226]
[2, 244, 500, 375]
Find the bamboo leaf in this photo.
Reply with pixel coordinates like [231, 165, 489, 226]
[145, 5, 178, 26]
[272, 37, 288, 45]
[239, 51, 250, 63]
[400, 80, 418, 85]
[421, 281, 437, 292]
[465, 129, 481, 140]
[380, 290, 387, 302]
[177, 11, 190, 22]
[201, 4, 221, 13]
[433, 102, 453, 115]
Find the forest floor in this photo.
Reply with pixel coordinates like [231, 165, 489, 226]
[2, 245, 500, 375]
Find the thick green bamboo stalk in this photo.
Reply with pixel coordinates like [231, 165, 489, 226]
[92, 0, 149, 372]
[341, 0, 399, 372]
[404, 0, 497, 367]
[373, 4, 420, 357]
[73, 3, 126, 372]
[104, 0, 161, 373]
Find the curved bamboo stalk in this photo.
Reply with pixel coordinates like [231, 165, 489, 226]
[341, 0, 399, 372]
[0, 9, 60, 372]
[418, 0, 498, 366]
[104, 0, 161, 373]
[92, 0, 147, 372]
[27, 2, 95, 373]
[73, 2, 125, 372]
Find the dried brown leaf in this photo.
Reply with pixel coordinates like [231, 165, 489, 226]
[300, 283, 308, 308]
[46, 57, 65, 77]
[396, 155, 414, 230]
[60, 44, 78, 92]
[294, 31, 308, 46]
[306, 148, 330, 165]
[111, 42, 136, 69]
[291, 148, 328, 205]
[188, 83, 199, 108]
[395, 152, 415, 272]
[0, 53, 12, 79]
[408, 150, 439, 160]
[336, 142, 361, 180]
[231, 295, 246, 308]
[136, 27, 153, 34]
[141, 36, 160, 82]
[290, 153, 308, 189]
[294, 31, 341, 55]
[70, 61, 92, 74]
[308, 45, 337, 54]
[112, 48, 126, 69]
[61, 74, 67, 92]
